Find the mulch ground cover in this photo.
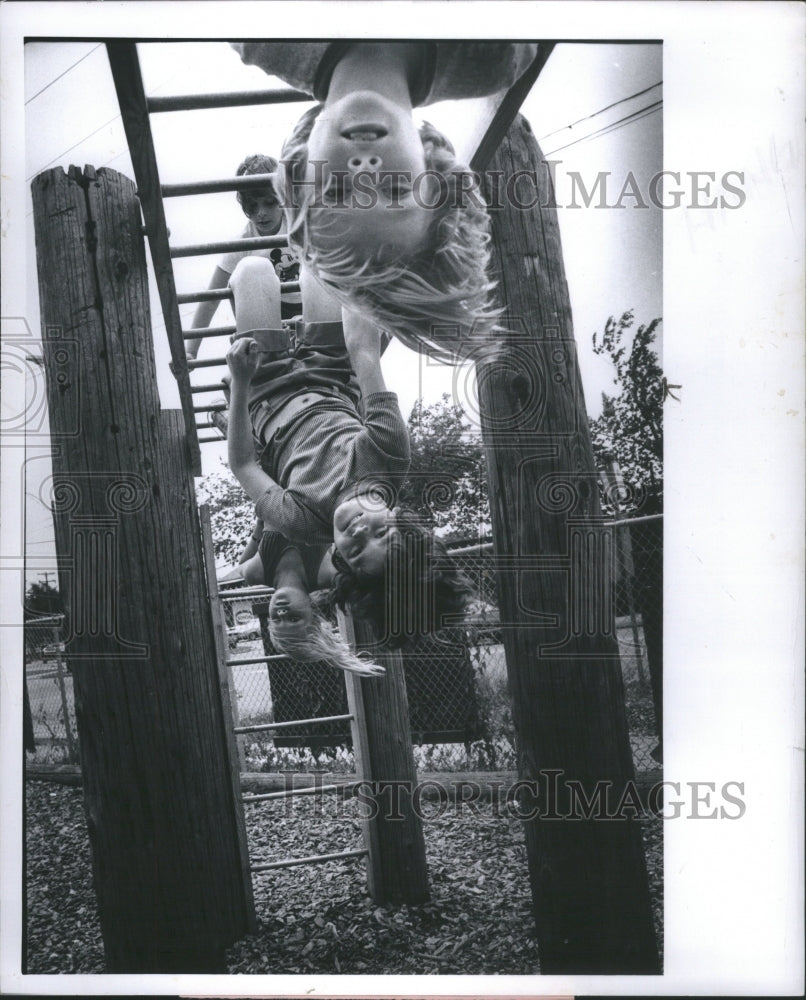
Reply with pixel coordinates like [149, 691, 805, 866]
[24, 778, 663, 975]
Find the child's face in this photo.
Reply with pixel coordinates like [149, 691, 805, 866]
[305, 92, 440, 262]
[333, 493, 398, 578]
[269, 585, 313, 641]
[246, 193, 283, 236]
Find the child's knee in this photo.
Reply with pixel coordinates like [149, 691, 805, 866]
[230, 256, 282, 329]
[230, 256, 280, 294]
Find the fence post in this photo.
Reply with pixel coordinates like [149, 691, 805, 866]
[32, 165, 255, 971]
[53, 653, 78, 763]
[338, 611, 429, 905]
[200, 509, 247, 769]
[474, 116, 659, 973]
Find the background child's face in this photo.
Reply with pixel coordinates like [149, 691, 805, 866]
[333, 493, 398, 577]
[245, 193, 283, 236]
[305, 92, 440, 261]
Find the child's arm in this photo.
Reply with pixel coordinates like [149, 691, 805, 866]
[184, 264, 231, 360]
[341, 306, 387, 396]
[226, 341, 329, 542]
[238, 519, 264, 564]
[226, 338, 276, 502]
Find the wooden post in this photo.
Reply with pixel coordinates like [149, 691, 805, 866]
[475, 117, 660, 973]
[31, 165, 255, 972]
[339, 613, 429, 905]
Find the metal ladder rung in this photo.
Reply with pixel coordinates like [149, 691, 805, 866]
[219, 584, 274, 597]
[194, 401, 227, 414]
[251, 848, 367, 873]
[170, 235, 288, 259]
[176, 280, 300, 306]
[162, 173, 278, 198]
[147, 88, 311, 114]
[190, 382, 227, 395]
[227, 653, 291, 668]
[188, 357, 226, 371]
[178, 288, 232, 305]
[198, 436, 224, 444]
[243, 781, 360, 804]
[234, 713, 354, 735]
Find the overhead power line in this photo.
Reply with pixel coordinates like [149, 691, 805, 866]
[25, 44, 104, 105]
[543, 99, 662, 157]
[537, 81, 662, 143]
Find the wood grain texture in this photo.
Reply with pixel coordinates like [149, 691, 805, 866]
[343, 614, 430, 905]
[477, 117, 660, 974]
[105, 42, 201, 474]
[31, 166, 254, 972]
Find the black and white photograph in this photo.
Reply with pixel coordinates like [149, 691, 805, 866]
[0, 2, 802, 997]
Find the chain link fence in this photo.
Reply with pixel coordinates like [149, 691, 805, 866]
[23, 615, 78, 763]
[24, 515, 661, 773]
[447, 514, 662, 773]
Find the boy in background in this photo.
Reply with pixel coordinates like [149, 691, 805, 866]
[184, 153, 302, 362]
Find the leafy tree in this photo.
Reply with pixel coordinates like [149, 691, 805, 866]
[588, 311, 663, 515]
[195, 467, 254, 566]
[400, 394, 490, 542]
[25, 578, 62, 617]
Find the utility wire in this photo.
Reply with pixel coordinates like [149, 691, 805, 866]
[25, 44, 104, 104]
[544, 100, 662, 157]
[537, 81, 662, 143]
[26, 112, 124, 183]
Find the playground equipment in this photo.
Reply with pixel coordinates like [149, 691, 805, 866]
[31, 40, 659, 975]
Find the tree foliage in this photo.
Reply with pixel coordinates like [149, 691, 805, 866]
[399, 394, 490, 543]
[195, 467, 254, 566]
[25, 578, 62, 617]
[588, 311, 663, 515]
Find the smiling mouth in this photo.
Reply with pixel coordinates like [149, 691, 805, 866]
[341, 125, 388, 141]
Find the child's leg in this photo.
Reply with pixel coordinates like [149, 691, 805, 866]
[211, 258, 285, 437]
[229, 256, 284, 344]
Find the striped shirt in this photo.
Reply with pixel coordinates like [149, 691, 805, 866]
[258, 531, 327, 589]
[254, 391, 410, 544]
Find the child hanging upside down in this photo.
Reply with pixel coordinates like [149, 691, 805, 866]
[230, 41, 540, 361]
[233, 525, 384, 676]
[225, 256, 472, 644]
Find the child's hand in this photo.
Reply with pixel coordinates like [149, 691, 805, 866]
[226, 337, 259, 383]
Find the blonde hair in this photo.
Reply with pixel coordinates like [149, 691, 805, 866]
[269, 607, 385, 677]
[276, 107, 501, 364]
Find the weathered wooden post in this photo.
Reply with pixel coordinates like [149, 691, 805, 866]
[340, 613, 429, 905]
[31, 165, 255, 972]
[475, 117, 660, 973]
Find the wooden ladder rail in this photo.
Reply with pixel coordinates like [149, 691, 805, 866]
[106, 42, 310, 472]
